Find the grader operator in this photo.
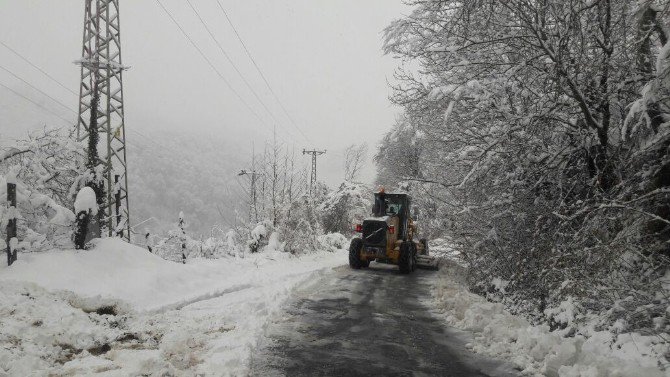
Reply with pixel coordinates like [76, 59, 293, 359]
[349, 190, 438, 273]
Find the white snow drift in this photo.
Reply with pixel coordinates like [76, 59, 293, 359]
[430, 260, 670, 377]
[0, 238, 346, 376]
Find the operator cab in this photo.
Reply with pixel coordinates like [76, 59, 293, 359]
[372, 192, 411, 240]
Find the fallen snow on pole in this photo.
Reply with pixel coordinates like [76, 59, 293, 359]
[5, 167, 17, 186]
[74, 186, 98, 216]
[4, 205, 19, 221]
[8, 237, 18, 254]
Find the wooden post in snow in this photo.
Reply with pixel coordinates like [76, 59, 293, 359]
[179, 212, 186, 264]
[6, 181, 17, 266]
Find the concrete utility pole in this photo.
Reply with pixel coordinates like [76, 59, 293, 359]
[75, 0, 130, 241]
[302, 149, 326, 196]
[238, 169, 261, 223]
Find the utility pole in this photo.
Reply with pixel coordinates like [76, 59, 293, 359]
[302, 149, 326, 196]
[238, 169, 261, 223]
[75, 0, 130, 241]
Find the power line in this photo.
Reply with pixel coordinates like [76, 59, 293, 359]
[0, 64, 223, 175]
[0, 29, 245, 172]
[0, 80, 74, 126]
[0, 63, 183, 179]
[154, 0, 285, 142]
[129, 129, 168, 150]
[124, 132, 178, 161]
[0, 63, 167, 184]
[0, 64, 76, 115]
[0, 40, 79, 97]
[185, 0, 297, 141]
[215, 0, 311, 142]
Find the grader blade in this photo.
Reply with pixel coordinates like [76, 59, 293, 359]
[416, 255, 439, 270]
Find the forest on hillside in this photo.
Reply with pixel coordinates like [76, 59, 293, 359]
[0, 123, 372, 261]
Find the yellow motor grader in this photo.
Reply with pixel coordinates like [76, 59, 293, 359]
[349, 191, 438, 273]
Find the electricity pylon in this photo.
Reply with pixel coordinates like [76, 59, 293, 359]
[302, 149, 326, 196]
[76, 0, 130, 241]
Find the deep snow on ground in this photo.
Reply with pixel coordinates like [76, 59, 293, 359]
[4, 237, 669, 376]
[429, 259, 670, 377]
[0, 239, 346, 376]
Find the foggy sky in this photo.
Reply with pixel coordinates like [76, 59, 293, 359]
[0, 0, 408, 187]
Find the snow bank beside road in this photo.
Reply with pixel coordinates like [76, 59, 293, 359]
[0, 238, 342, 312]
[431, 260, 670, 377]
[0, 238, 347, 375]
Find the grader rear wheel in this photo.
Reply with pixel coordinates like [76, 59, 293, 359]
[411, 243, 418, 271]
[349, 238, 364, 269]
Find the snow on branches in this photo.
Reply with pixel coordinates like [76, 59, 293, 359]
[0, 128, 85, 251]
[381, 0, 670, 336]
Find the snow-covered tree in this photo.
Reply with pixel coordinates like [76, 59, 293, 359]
[0, 128, 84, 251]
[382, 0, 670, 332]
[282, 195, 322, 254]
[343, 143, 368, 182]
[234, 140, 333, 255]
[153, 212, 199, 263]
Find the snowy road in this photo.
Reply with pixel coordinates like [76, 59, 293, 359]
[250, 263, 518, 376]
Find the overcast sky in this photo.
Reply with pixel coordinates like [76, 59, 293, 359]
[0, 0, 408, 187]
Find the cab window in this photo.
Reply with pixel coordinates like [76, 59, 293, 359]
[386, 202, 402, 215]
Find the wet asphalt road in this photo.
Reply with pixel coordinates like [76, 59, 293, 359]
[249, 262, 518, 377]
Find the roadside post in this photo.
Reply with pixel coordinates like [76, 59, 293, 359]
[6, 181, 17, 266]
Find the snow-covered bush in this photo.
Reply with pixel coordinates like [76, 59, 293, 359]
[153, 212, 197, 263]
[319, 181, 372, 235]
[247, 220, 271, 253]
[151, 219, 247, 263]
[317, 232, 349, 253]
[196, 228, 244, 258]
[0, 128, 85, 251]
[266, 231, 284, 252]
[221, 228, 243, 257]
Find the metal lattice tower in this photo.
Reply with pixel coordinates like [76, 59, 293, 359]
[76, 0, 130, 241]
[302, 149, 326, 196]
